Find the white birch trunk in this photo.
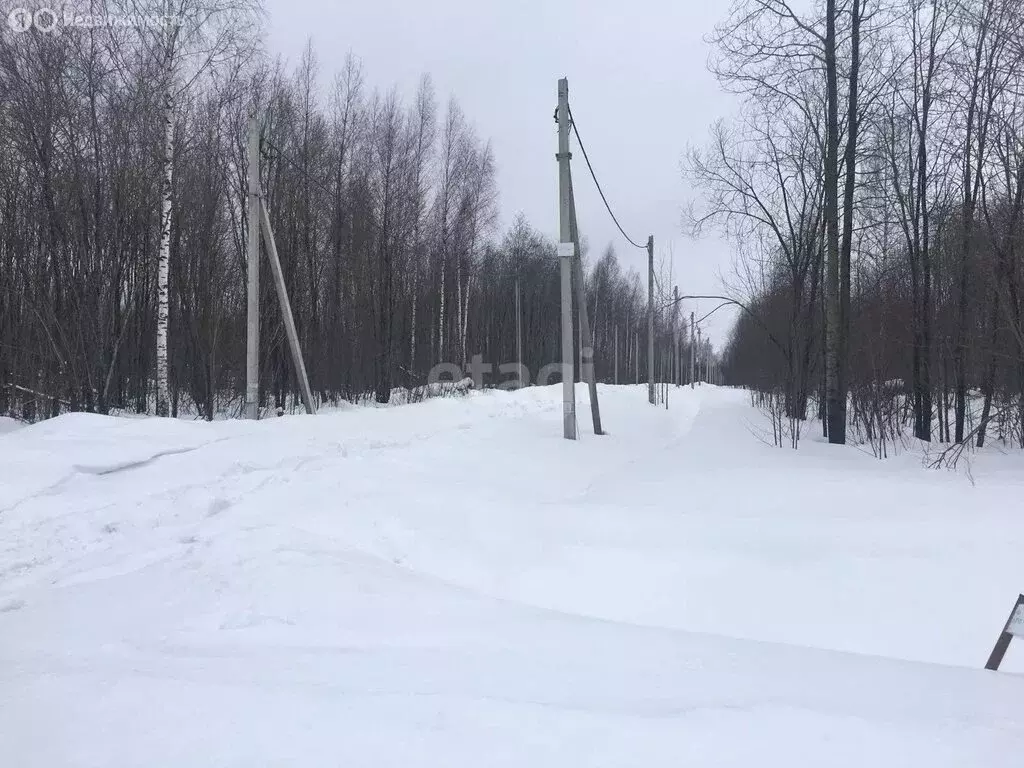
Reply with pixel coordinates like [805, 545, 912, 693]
[456, 256, 464, 364]
[155, 87, 174, 416]
[456, 259, 468, 366]
[461, 270, 472, 366]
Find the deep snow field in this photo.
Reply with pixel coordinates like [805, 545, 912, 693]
[2, 383, 1023, 766]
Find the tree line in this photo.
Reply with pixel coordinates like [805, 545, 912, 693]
[0, 0, 680, 421]
[690, 0, 1024, 452]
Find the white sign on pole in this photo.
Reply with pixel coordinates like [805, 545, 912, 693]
[1009, 603, 1024, 637]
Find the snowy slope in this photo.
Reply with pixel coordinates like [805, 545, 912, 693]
[2, 384, 1023, 766]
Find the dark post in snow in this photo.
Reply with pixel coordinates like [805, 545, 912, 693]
[986, 594, 1024, 671]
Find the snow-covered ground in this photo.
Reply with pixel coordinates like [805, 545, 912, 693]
[1, 384, 1023, 766]
[0, 416, 23, 436]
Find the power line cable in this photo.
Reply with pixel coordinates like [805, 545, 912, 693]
[566, 103, 648, 252]
[696, 302, 733, 325]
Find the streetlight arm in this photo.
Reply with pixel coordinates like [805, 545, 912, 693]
[663, 294, 790, 362]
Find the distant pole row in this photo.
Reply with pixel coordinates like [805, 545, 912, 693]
[557, 78, 657, 426]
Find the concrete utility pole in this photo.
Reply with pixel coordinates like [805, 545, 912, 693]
[556, 78, 576, 440]
[258, 198, 316, 415]
[690, 311, 695, 389]
[243, 114, 315, 418]
[647, 235, 655, 405]
[245, 116, 260, 419]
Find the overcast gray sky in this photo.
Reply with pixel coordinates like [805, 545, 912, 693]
[264, 0, 739, 344]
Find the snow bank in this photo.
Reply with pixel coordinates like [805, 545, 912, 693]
[1, 384, 1023, 766]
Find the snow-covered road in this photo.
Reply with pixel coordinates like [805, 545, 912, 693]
[2, 384, 1023, 766]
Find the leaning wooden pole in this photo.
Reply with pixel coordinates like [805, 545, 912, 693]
[258, 198, 316, 415]
[568, 168, 603, 435]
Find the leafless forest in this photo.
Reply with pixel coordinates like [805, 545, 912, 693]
[690, 0, 1024, 452]
[6, 0, 1022, 458]
[0, 1, 667, 421]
